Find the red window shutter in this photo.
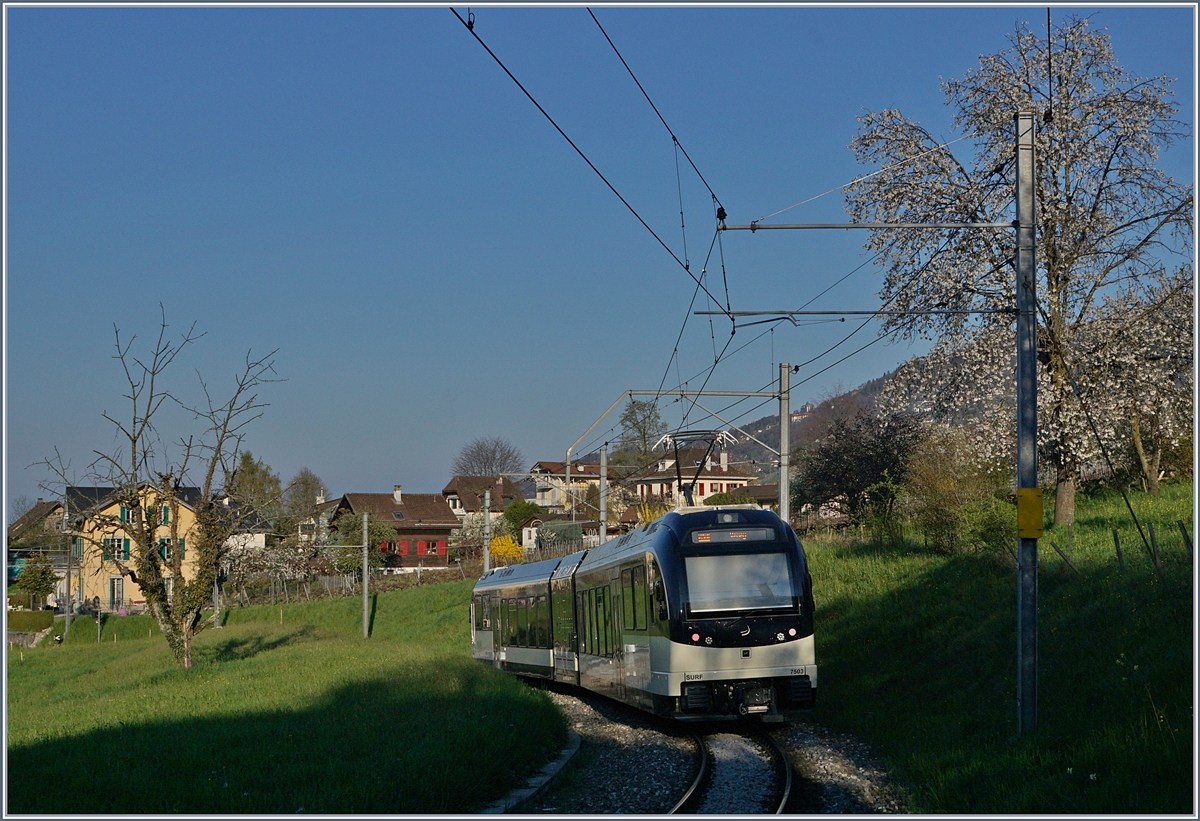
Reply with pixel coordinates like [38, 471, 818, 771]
[698, 483, 705, 495]
[437, 541, 446, 555]
[400, 541, 408, 556]
[417, 541, 425, 555]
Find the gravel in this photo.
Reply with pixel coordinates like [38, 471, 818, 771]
[697, 732, 777, 814]
[773, 719, 910, 813]
[516, 686, 909, 814]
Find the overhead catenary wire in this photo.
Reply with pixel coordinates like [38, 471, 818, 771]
[587, 7, 724, 211]
[752, 134, 972, 226]
[450, 7, 732, 319]
[682, 172, 1016, 434]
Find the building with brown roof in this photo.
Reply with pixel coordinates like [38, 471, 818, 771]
[626, 447, 757, 507]
[527, 461, 605, 513]
[331, 486, 459, 567]
[441, 476, 525, 518]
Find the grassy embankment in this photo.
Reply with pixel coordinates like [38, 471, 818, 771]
[8, 483, 1192, 813]
[807, 481, 1194, 814]
[6, 579, 566, 814]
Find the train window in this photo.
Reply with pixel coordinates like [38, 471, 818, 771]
[578, 591, 591, 655]
[531, 597, 541, 647]
[539, 596, 550, 648]
[632, 566, 647, 630]
[684, 552, 797, 615]
[621, 569, 635, 628]
[507, 600, 518, 646]
[518, 599, 529, 647]
[621, 567, 648, 631]
[596, 593, 609, 657]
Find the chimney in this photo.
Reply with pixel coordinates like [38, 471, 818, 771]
[721, 449, 728, 472]
[393, 485, 403, 505]
[316, 493, 325, 505]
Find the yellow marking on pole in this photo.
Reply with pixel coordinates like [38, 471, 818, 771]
[1017, 488, 1044, 539]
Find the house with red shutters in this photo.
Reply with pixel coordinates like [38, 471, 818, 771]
[626, 446, 758, 506]
[330, 486, 459, 567]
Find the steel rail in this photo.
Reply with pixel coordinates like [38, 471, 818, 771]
[755, 728, 795, 814]
[668, 731, 710, 814]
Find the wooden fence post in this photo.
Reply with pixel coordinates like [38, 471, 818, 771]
[1049, 541, 1081, 576]
[1148, 523, 1165, 580]
[1177, 520, 1193, 560]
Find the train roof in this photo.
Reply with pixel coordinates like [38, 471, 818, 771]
[576, 506, 790, 574]
[473, 555, 562, 592]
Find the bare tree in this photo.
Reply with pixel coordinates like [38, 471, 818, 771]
[9, 495, 35, 521]
[39, 308, 279, 668]
[451, 436, 525, 477]
[850, 15, 1192, 524]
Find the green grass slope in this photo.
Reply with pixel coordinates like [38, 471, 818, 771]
[7, 579, 566, 813]
[807, 482, 1193, 813]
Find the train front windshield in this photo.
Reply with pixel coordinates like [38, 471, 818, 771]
[683, 550, 797, 615]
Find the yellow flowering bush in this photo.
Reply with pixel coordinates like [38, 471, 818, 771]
[489, 534, 525, 565]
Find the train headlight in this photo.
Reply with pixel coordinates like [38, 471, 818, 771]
[788, 627, 797, 637]
[776, 632, 785, 641]
[691, 632, 701, 642]
[704, 636, 713, 645]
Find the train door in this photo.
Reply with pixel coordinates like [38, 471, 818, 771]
[551, 574, 578, 684]
[611, 577, 625, 700]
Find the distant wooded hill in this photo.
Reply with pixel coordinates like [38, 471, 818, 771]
[726, 372, 893, 481]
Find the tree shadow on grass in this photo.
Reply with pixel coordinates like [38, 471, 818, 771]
[194, 625, 317, 664]
[7, 660, 566, 814]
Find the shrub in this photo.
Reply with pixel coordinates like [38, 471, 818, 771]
[792, 410, 923, 523]
[6, 610, 54, 632]
[488, 535, 524, 565]
[16, 552, 58, 609]
[906, 424, 1012, 554]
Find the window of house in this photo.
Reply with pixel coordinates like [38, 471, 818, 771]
[103, 537, 130, 561]
[108, 576, 124, 610]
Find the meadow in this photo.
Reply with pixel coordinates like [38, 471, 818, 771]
[6, 580, 566, 814]
[806, 480, 1194, 813]
[6, 482, 1193, 813]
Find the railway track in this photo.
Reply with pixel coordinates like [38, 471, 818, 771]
[671, 727, 792, 814]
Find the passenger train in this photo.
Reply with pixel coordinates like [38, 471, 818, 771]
[470, 505, 815, 722]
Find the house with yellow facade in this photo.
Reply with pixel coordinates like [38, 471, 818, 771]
[65, 485, 203, 613]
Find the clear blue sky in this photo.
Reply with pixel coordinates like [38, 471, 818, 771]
[4, 4, 1194, 513]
